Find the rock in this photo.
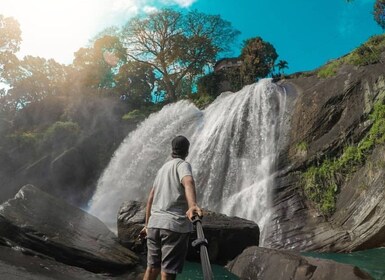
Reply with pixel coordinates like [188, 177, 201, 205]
[227, 246, 373, 280]
[265, 62, 385, 252]
[0, 185, 140, 274]
[0, 246, 144, 280]
[117, 201, 259, 264]
[117, 201, 146, 253]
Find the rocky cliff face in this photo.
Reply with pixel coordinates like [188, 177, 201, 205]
[265, 62, 385, 252]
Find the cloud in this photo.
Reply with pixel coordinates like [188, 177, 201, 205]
[143, 5, 159, 14]
[160, 0, 197, 8]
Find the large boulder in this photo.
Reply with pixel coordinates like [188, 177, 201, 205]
[0, 185, 139, 274]
[227, 246, 373, 280]
[117, 201, 259, 264]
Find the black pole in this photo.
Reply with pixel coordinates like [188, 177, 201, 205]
[192, 216, 213, 280]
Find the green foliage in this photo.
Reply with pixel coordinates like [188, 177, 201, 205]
[296, 141, 308, 153]
[344, 34, 385, 66]
[301, 101, 385, 216]
[73, 35, 126, 89]
[317, 60, 342, 78]
[240, 37, 278, 85]
[8, 131, 40, 148]
[189, 94, 215, 109]
[121, 8, 240, 101]
[0, 15, 21, 55]
[275, 60, 289, 76]
[122, 109, 147, 122]
[42, 121, 80, 149]
[115, 61, 155, 109]
[315, 34, 385, 77]
[374, 0, 385, 29]
[197, 71, 229, 98]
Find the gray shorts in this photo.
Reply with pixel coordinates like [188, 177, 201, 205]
[146, 228, 190, 274]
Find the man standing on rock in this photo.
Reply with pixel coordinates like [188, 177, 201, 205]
[141, 135, 203, 280]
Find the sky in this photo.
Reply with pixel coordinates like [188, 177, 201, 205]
[0, 0, 383, 74]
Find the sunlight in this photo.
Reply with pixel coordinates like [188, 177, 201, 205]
[1, 0, 99, 64]
[0, 0, 198, 64]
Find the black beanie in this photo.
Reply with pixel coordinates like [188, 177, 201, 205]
[172, 135, 190, 158]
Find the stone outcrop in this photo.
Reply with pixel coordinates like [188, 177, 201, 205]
[0, 246, 143, 280]
[0, 185, 139, 274]
[117, 200, 259, 264]
[227, 246, 373, 280]
[265, 62, 385, 252]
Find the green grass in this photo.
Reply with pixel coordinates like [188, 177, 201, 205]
[122, 109, 147, 121]
[296, 141, 308, 153]
[316, 34, 385, 78]
[317, 60, 342, 78]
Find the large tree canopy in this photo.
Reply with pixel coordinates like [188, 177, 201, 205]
[73, 35, 126, 90]
[120, 9, 240, 101]
[0, 15, 21, 85]
[239, 37, 278, 85]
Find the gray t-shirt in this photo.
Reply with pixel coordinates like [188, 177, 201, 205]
[147, 158, 193, 233]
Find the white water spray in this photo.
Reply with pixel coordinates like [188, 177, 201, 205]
[89, 79, 287, 240]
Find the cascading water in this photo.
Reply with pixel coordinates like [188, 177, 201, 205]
[89, 78, 287, 242]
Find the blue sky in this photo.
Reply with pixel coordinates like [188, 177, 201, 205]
[0, 0, 382, 74]
[189, 0, 383, 73]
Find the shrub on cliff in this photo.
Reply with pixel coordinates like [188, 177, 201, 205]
[302, 102, 385, 216]
[42, 121, 81, 151]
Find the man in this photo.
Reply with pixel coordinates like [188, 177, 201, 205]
[141, 135, 203, 280]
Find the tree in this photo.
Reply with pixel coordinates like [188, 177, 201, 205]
[72, 35, 126, 90]
[239, 37, 278, 85]
[4, 56, 68, 110]
[0, 14, 21, 64]
[276, 60, 289, 75]
[0, 15, 22, 114]
[121, 9, 240, 101]
[115, 61, 155, 108]
[374, 0, 385, 29]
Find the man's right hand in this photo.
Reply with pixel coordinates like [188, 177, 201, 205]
[138, 226, 147, 240]
[186, 205, 203, 221]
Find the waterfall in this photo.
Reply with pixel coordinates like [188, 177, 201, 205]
[89, 78, 287, 241]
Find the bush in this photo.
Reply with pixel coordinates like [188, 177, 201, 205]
[190, 94, 215, 109]
[122, 109, 147, 122]
[345, 34, 385, 66]
[42, 121, 81, 150]
[301, 101, 385, 216]
[8, 131, 39, 147]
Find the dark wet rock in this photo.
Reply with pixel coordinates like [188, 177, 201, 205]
[117, 201, 146, 253]
[117, 201, 259, 264]
[227, 246, 373, 280]
[0, 185, 140, 274]
[265, 62, 385, 252]
[0, 246, 144, 280]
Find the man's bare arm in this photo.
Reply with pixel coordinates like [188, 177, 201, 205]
[140, 187, 155, 238]
[145, 187, 155, 226]
[181, 175, 203, 220]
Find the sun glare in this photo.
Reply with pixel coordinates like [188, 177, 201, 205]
[1, 0, 100, 64]
[0, 0, 195, 64]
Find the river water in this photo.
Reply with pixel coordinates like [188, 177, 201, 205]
[303, 248, 385, 280]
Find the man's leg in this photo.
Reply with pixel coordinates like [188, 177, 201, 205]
[144, 228, 161, 280]
[161, 271, 176, 280]
[143, 267, 161, 280]
[159, 230, 190, 277]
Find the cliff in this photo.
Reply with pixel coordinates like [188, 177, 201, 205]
[265, 60, 385, 252]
